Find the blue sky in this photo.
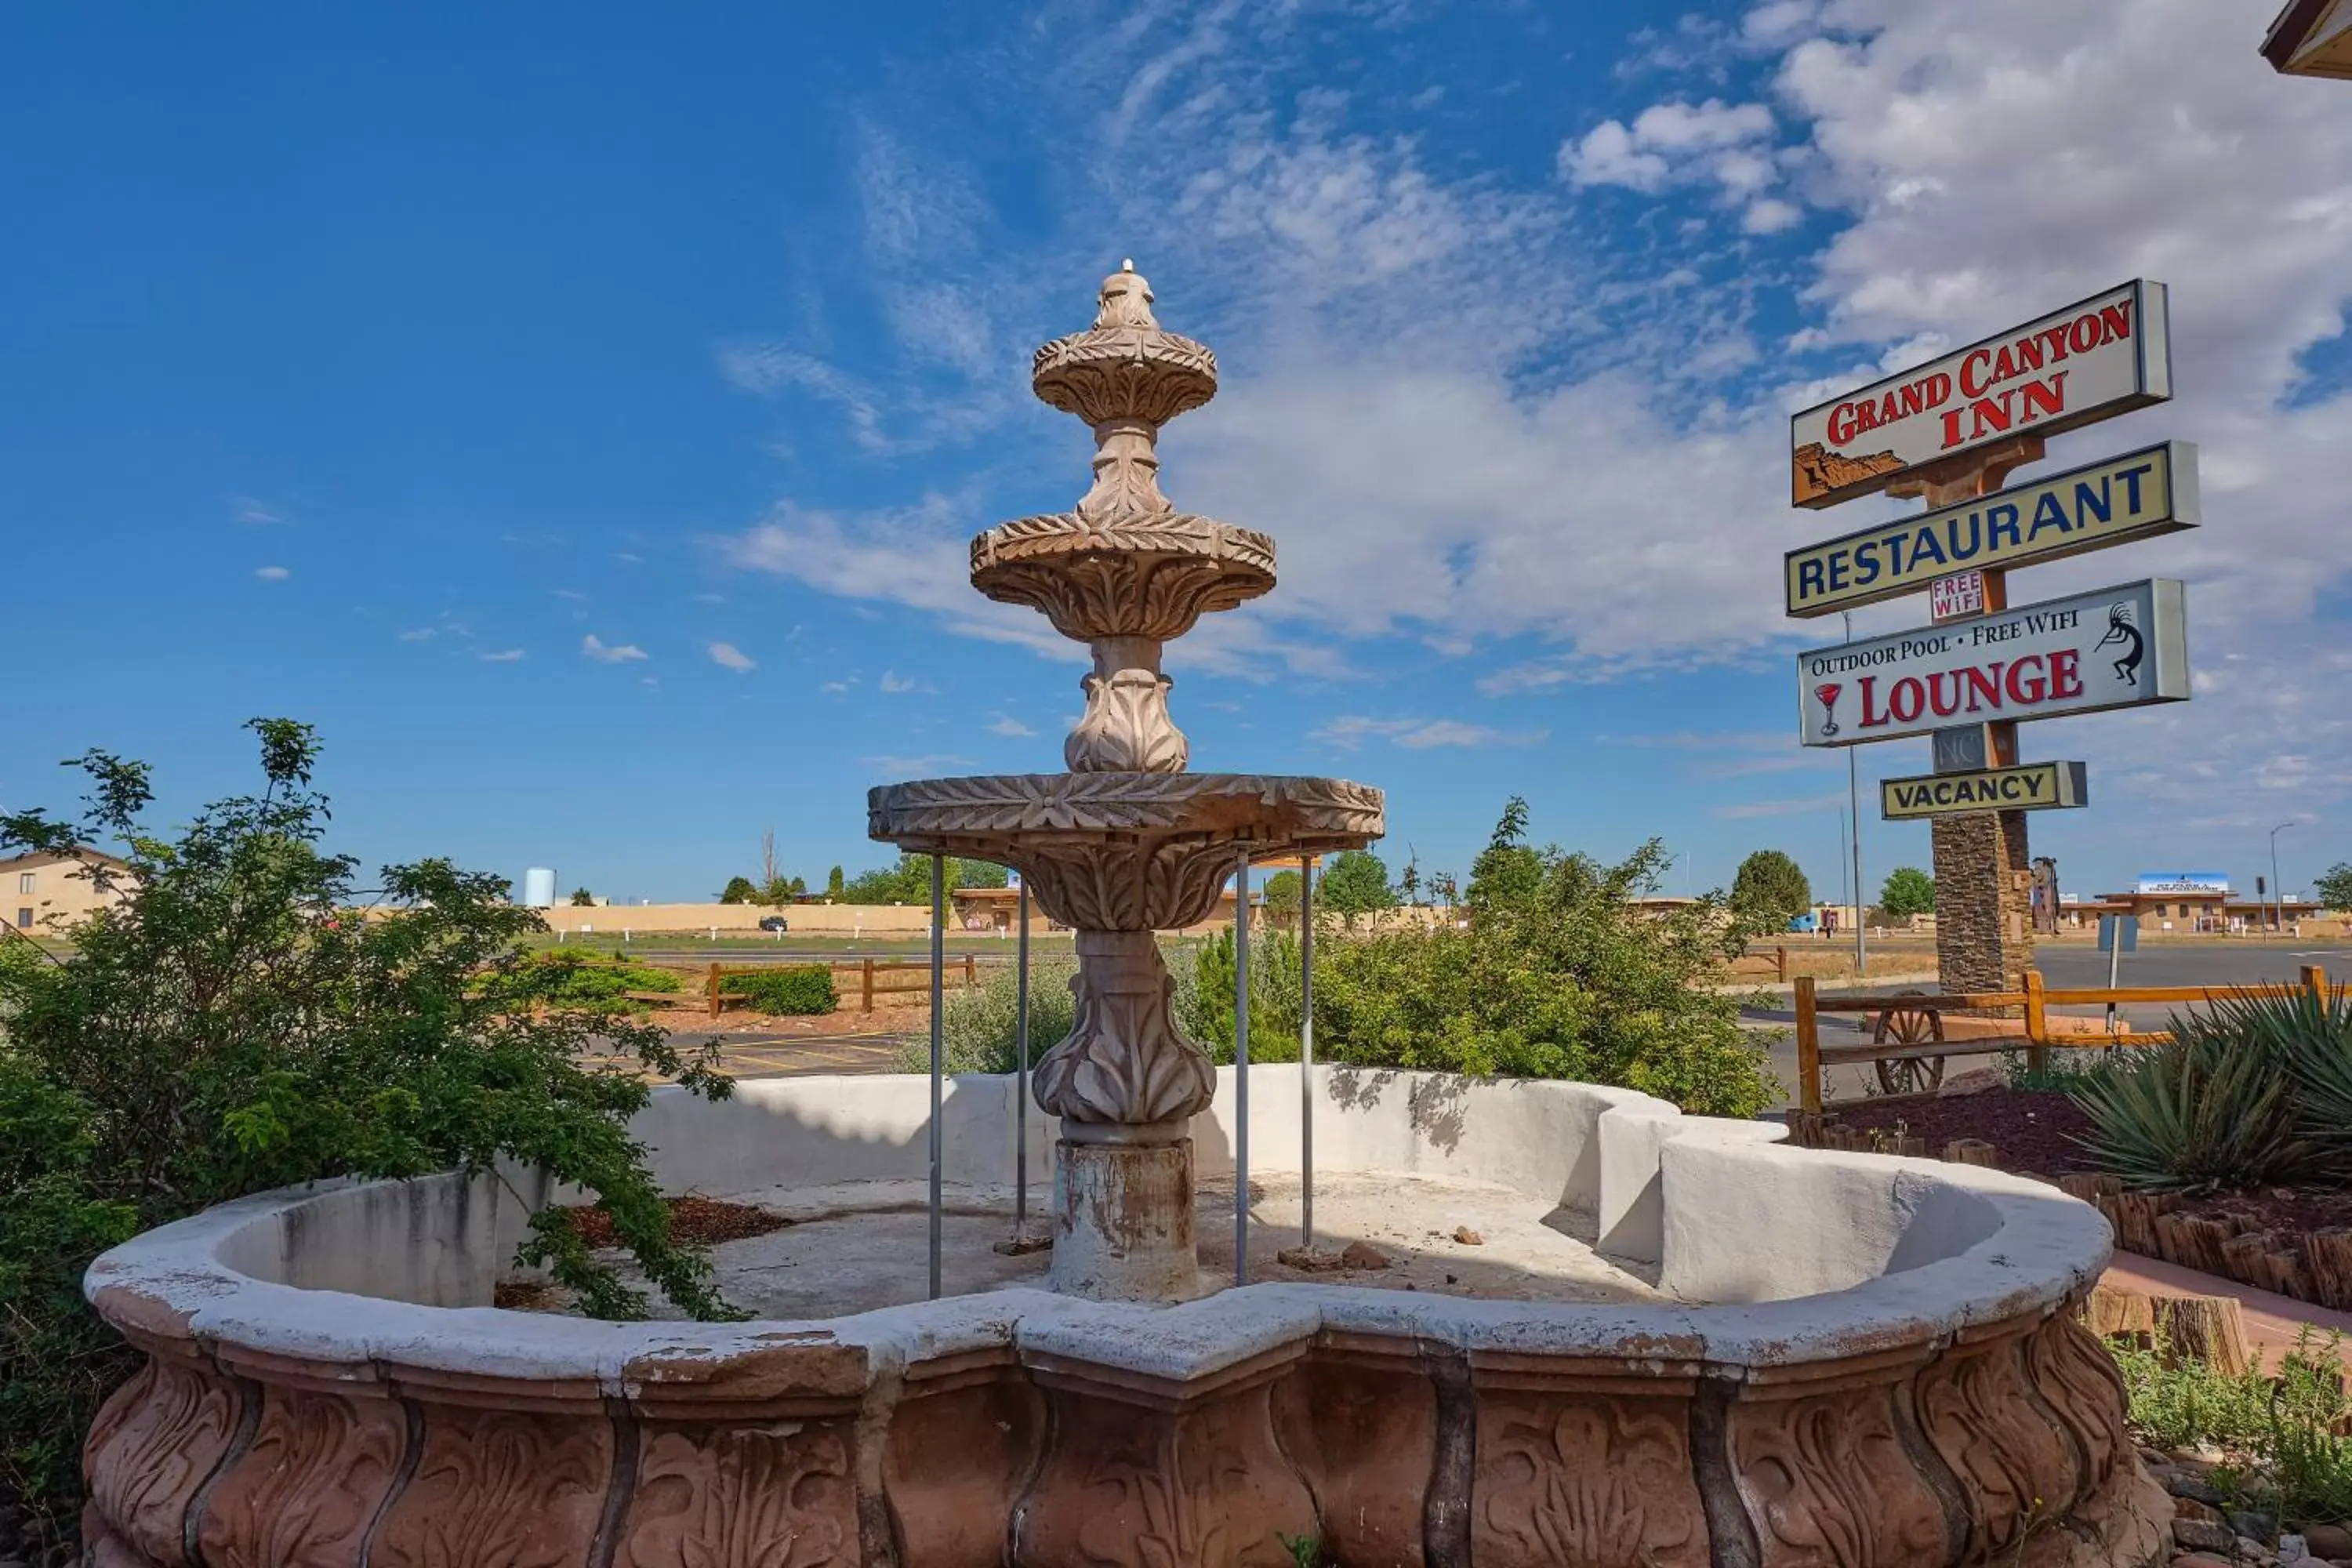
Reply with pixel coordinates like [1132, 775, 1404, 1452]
[5, 0, 2347, 906]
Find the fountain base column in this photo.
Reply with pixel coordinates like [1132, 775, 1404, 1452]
[1049, 1133, 1203, 1301]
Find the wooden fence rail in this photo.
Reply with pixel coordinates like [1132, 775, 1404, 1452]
[1795, 964, 2332, 1113]
[699, 956, 984, 1018]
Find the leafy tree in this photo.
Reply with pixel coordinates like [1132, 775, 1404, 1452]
[1320, 848, 1396, 922]
[2317, 862, 2352, 913]
[826, 864, 845, 902]
[1466, 797, 1544, 914]
[569, 886, 595, 906]
[1259, 869, 1302, 925]
[838, 855, 1006, 904]
[0, 722, 735, 1535]
[718, 876, 757, 905]
[1730, 850, 1812, 931]
[1878, 866, 1936, 919]
[954, 858, 1009, 890]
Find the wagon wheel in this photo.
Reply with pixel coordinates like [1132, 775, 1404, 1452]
[1872, 990, 1947, 1095]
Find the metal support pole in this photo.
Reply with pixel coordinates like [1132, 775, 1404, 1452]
[1298, 854, 1314, 1250]
[1233, 853, 1251, 1287]
[1844, 610, 1866, 977]
[1014, 879, 1031, 1236]
[928, 855, 944, 1301]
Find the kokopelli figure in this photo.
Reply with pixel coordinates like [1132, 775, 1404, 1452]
[2092, 603, 2144, 686]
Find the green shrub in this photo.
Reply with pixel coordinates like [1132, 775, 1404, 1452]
[0, 720, 735, 1537]
[1178, 927, 1302, 1064]
[1294, 811, 1773, 1117]
[904, 958, 1076, 1074]
[2114, 1327, 2352, 1526]
[514, 951, 684, 1012]
[2071, 985, 2351, 1192]
[735, 964, 837, 1015]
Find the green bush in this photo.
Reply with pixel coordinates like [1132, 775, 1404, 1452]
[904, 957, 1076, 1074]
[514, 951, 684, 1012]
[0, 720, 735, 1537]
[2071, 985, 2350, 1192]
[735, 964, 837, 1015]
[1178, 808, 1773, 1117]
[2114, 1327, 2352, 1526]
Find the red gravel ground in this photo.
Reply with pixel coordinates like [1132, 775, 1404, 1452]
[565, 1194, 789, 1249]
[1825, 1087, 2101, 1178]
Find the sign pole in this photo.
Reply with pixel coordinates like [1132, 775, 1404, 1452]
[1844, 612, 1866, 975]
[928, 855, 945, 1301]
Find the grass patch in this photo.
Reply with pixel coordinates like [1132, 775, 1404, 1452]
[2114, 1327, 2352, 1527]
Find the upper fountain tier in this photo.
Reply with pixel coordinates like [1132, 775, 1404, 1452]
[969, 260, 1273, 650]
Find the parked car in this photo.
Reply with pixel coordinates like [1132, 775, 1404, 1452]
[758, 915, 789, 932]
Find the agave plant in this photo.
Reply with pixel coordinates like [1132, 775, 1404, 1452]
[2216, 982, 2352, 1180]
[2070, 1002, 2315, 1194]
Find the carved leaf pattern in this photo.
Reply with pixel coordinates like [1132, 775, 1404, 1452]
[85, 1356, 241, 1568]
[369, 1406, 611, 1568]
[1055, 1399, 1302, 1568]
[973, 532, 1275, 643]
[618, 1421, 857, 1568]
[1728, 1389, 1949, 1566]
[1066, 670, 1188, 775]
[197, 1388, 406, 1568]
[1033, 940, 1214, 1125]
[1914, 1338, 2082, 1557]
[1030, 330, 1218, 426]
[2026, 1316, 2127, 1497]
[869, 772, 1384, 844]
[1475, 1396, 1707, 1567]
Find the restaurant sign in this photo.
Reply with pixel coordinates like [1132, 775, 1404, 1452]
[1789, 280, 2172, 509]
[1784, 441, 2198, 618]
[1797, 578, 2188, 747]
[1881, 760, 2089, 820]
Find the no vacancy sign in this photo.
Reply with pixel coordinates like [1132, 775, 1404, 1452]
[1796, 579, 2189, 747]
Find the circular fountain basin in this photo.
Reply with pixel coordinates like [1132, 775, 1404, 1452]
[82, 1066, 2167, 1568]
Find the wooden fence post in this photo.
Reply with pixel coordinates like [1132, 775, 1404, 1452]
[964, 953, 976, 989]
[862, 957, 875, 1014]
[1776, 945, 1790, 984]
[1795, 975, 1821, 1115]
[706, 963, 721, 1020]
[2023, 967, 2048, 1074]
[2303, 963, 2328, 1002]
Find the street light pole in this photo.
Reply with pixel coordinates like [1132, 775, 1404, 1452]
[2270, 822, 2296, 937]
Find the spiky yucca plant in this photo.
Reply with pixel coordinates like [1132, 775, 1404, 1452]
[2071, 1002, 2314, 1194]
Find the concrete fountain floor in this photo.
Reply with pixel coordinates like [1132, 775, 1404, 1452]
[554, 1171, 1663, 1319]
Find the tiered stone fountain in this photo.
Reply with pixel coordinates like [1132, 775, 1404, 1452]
[868, 259, 1382, 1301]
[78, 266, 2171, 1568]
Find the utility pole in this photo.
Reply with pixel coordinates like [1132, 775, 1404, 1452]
[2271, 822, 2296, 936]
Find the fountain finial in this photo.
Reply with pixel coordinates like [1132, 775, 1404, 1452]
[1094, 259, 1158, 331]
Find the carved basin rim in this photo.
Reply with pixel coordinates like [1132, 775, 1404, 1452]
[866, 771, 1386, 851]
[85, 1129, 2108, 1404]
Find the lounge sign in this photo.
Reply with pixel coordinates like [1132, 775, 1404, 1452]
[1881, 761, 2089, 820]
[1784, 441, 2199, 618]
[1796, 578, 2189, 747]
[1789, 280, 2172, 509]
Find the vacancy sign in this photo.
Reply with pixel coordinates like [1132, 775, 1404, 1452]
[1797, 579, 2189, 747]
[1882, 760, 2089, 820]
[1789, 280, 2172, 509]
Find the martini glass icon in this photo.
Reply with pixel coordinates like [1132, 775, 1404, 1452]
[1814, 682, 1842, 737]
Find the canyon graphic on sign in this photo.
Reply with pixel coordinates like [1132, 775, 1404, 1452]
[1783, 441, 2198, 617]
[1795, 578, 2188, 747]
[1788, 280, 2171, 509]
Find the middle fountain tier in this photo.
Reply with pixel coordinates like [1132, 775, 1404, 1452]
[868, 260, 1384, 1301]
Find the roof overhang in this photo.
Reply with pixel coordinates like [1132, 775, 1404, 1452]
[2264, 0, 2352, 78]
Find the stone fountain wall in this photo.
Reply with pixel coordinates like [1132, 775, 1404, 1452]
[82, 1069, 2169, 1568]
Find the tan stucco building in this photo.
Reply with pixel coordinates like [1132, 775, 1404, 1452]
[3, 847, 132, 932]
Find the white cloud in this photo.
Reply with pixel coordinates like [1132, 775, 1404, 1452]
[581, 634, 648, 663]
[1311, 716, 1546, 750]
[862, 753, 975, 776]
[612, 552, 643, 565]
[397, 627, 437, 642]
[707, 641, 757, 673]
[254, 565, 289, 582]
[1561, 98, 1780, 198]
[1741, 197, 1802, 234]
[880, 670, 924, 693]
[1711, 789, 1848, 819]
[234, 496, 285, 525]
[986, 714, 1036, 736]
[551, 588, 587, 601]
[479, 648, 526, 662]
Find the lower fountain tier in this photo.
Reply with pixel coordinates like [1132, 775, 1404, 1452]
[867, 771, 1384, 931]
